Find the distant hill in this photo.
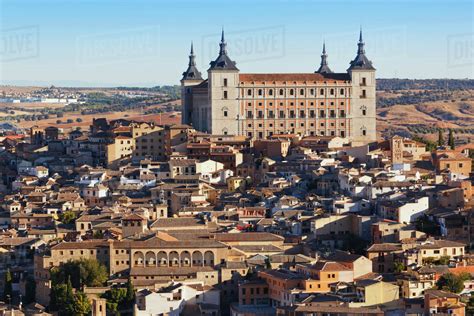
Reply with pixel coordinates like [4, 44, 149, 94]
[375, 79, 474, 144]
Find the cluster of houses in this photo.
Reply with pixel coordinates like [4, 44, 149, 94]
[0, 118, 472, 315]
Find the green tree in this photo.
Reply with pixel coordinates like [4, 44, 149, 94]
[24, 276, 36, 304]
[448, 129, 455, 149]
[59, 210, 76, 225]
[437, 129, 444, 146]
[102, 287, 127, 314]
[393, 261, 405, 273]
[125, 278, 135, 307]
[436, 272, 470, 293]
[51, 258, 108, 290]
[72, 292, 91, 315]
[437, 255, 451, 265]
[3, 269, 12, 302]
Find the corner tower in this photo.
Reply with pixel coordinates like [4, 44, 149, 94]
[207, 29, 240, 135]
[181, 42, 204, 125]
[347, 28, 376, 145]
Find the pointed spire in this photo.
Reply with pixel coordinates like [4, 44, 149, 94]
[219, 27, 227, 55]
[316, 41, 332, 74]
[182, 41, 203, 80]
[188, 41, 196, 66]
[209, 27, 238, 71]
[348, 27, 375, 71]
[358, 26, 365, 55]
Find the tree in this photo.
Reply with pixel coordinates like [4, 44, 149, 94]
[448, 129, 455, 149]
[24, 276, 36, 304]
[72, 292, 91, 315]
[437, 255, 451, 265]
[437, 129, 444, 146]
[394, 261, 405, 273]
[102, 287, 127, 314]
[51, 258, 108, 290]
[436, 272, 470, 293]
[59, 210, 76, 225]
[125, 278, 135, 307]
[3, 268, 12, 302]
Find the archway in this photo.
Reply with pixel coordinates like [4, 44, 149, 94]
[181, 251, 191, 267]
[133, 251, 145, 267]
[192, 251, 203, 266]
[169, 251, 180, 267]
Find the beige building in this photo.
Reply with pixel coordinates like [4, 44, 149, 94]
[181, 29, 376, 145]
[106, 135, 135, 168]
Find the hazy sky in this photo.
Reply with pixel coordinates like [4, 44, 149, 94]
[1, 0, 473, 87]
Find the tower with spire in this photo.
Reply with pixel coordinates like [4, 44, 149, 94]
[315, 42, 333, 74]
[347, 27, 377, 144]
[181, 42, 204, 125]
[180, 28, 377, 144]
[206, 28, 240, 135]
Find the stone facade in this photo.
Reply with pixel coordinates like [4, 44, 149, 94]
[181, 29, 376, 145]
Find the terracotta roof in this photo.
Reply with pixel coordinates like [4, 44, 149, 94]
[367, 243, 402, 252]
[239, 73, 349, 82]
[130, 266, 215, 276]
[214, 232, 284, 242]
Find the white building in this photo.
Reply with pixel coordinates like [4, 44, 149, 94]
[136, 282, 220, 316]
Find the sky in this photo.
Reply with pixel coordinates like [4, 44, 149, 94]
[0, 0, 473, 87]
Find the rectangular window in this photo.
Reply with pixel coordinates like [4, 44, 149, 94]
[223, 91, 228, 99]
[223, 78, 228, 87]
[223, 110, 228, 117]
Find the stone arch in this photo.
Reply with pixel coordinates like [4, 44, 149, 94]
[204, 251, 214, 266]
[192, 251, 203, 266]
[133, 251, 144, 267]
[157, 251, 167, 266]
[145, 251, 156, 266]
[181, 251, 191, 267]
[169, 251, 180, 267]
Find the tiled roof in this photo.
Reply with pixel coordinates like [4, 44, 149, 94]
[239, 73, 349, 82]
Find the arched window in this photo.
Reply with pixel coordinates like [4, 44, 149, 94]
[258, 89, 263, 96]
[247, 89, 252, 96]
[269, 89, 273, 96]
[222, 107, 228, 117]
[289, 89, 294, 96]
[330, 89, 335, 95]
[300, 89, 304, 96]
[340, 88, 344, 95]
[320, 89, 324, 95]
[279, 89, 284, 96]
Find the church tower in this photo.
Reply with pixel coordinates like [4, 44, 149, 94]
[181, 42, 203, 125]
[347, 28, 376, 145]
[207, 29, 240, 135]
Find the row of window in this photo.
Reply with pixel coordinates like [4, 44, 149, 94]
[246, 130, 348, 138]
[245, 100, 347, 107]
[245, 109, 348, 119]
[248, 121, 345, 129]
[244, 87, 347, 97]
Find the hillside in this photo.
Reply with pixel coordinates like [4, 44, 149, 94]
[376, 79, 474, 144]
